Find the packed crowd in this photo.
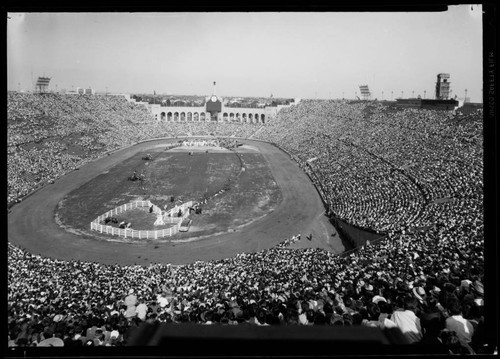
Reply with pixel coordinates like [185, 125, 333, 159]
[257, 100, 483, 235]
[7, 92, 262, 205]
[7, 93, 152, 204]
[8, 95, 486, 352]
[8, 216, 485, 352]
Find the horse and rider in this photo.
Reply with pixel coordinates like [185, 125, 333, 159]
[128, 170, 145, 181]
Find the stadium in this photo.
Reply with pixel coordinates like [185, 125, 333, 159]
[7, 87, 488, 353]
[6, 8, 495, 356]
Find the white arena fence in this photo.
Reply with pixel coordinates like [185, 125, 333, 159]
[90, 200, 194, 239]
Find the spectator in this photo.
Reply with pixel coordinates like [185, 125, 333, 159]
[445, 298, 475, 347]
[391, 296, 423, 343]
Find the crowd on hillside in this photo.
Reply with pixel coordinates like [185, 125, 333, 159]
[7, 95, 486, 352]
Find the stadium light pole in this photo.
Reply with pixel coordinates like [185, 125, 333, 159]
[412, 90, 414, 98]
[464, 89, 467, 103]
[424, 90, 426, 99]
[382, 91, 384, 100]
[391, 91, 393, 101]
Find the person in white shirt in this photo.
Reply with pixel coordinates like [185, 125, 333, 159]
[445, 298, 474, 346]
[135, 298, 149, 321]
[391, 296, 423, 343]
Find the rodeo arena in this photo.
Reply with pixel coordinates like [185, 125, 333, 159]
[6, 76, 496, 356]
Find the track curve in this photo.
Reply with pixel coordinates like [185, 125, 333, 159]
[8, 139, 344, 265]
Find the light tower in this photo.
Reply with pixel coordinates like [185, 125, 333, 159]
[358, 85, 371, 101]
[35, 76, 51, 93]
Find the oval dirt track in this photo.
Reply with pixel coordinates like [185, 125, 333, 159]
[8, 139, 344, 265]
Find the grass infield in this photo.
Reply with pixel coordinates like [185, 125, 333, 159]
[56, 148, 282, 242]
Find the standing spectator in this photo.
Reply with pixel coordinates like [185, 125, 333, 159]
[124, 289, 138, 319]
[391, 296, 423, 343]
[135, 297, 148, 321]
[445, 298, 474, 347]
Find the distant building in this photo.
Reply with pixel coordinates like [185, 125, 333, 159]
[75, 87, 95, 95]
[148, 83, 296, 124]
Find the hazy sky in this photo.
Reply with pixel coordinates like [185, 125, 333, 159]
[7, 7, 483, 101]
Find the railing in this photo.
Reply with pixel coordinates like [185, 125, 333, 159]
[90, 222, 177, 239]
[90, 200, 194, 239]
